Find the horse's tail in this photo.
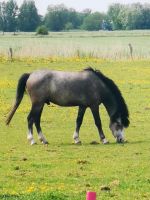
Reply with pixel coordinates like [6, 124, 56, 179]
[6, 73, 30, 125]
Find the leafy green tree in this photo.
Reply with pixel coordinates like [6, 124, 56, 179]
[141, 4, 150, 29]
[18, 0, 40, 31]
[5, 0, 18, 32]
[117, 5, 129, 30]
[107, 3, 150, 30]
[127, 3, 150, 30]
[65, 22, 73, 30]
[0, 0, 18, 33]
[107, 3, 124, 30]
[45, 4, 69, 31]
[75, 9, 91, 29]
[101, 17, 112, 30]
[0, 2, 7, 33]
[126, 3, 143, 30]
[67, 8, 79, 29]
[44, 4, 88, 31]
[82, 12, 105, 31]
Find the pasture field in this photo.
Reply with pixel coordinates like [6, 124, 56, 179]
[0, 56, 150, 200]
[0, 30, 150, 59]
[0, 31, 150, 199]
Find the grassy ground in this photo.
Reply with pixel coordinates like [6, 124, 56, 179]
[0, 30, 150, 59]
[0, 57, 150, 200]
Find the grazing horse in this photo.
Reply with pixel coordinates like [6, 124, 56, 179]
[6, 67, 130, 145]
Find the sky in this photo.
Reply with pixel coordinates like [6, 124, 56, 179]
[10, 0, 150, 15]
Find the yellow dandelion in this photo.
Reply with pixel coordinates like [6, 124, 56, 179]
[26, 186, 36, 193]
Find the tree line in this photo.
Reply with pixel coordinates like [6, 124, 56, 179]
[0, 0, 150, 33]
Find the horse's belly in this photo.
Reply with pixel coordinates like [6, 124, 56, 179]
[50, 96, 84, 107]
[49, 92, 99, 107]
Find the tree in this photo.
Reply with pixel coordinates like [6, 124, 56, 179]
[117, 5, 129, 30]
[0, 0, 18, 33]
[107, 3, 124, 30]
[18, 0, 40, 31]
[67, 8, 80, 29]
[44, 4, 85, 31]
[141, 4, 150, 29]
[101, 18, 112, 30]
[44, 4, 69, 31]
[65, 22, 73, 30]
[126, 3, 144, 30]
[82, 12, 105, 31]
[5, 0, 18, 32]
[0, 2, 7, 33]
[107, 3, 150, 30]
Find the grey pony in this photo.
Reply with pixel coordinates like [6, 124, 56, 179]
[6, 67, 130, 145]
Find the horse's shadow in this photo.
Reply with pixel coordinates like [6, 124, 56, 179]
[124, 140, 150, 145]
[60, 139, 149, 147]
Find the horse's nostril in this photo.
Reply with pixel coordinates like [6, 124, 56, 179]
[117, 138, 123, 143]
[119, 138, 124, 143]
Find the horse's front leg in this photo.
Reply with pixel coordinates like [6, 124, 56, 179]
[90, 106, 109, 144]
[73, 106, 86, 144]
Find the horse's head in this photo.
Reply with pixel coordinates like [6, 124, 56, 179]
[109, 119, 124, 143]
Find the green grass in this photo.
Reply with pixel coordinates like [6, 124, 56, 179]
[1, 30, 150, 59]
[0, 57, 150, 200]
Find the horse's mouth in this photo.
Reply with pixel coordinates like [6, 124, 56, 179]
[116, 137, 124, 143]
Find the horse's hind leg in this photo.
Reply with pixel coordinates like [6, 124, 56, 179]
[27, 103, 48, 145]
[73, 106, 86, 144]
[34, 103, 48, 144]
[90, 106, 109, 144]
[27, 105, 36, 145]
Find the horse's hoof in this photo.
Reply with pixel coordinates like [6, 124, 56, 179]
[31, 141, 37, 145]
[39, 138, 43, 142]
[75, 141, 82, 145]
[42, 141, 49, 145]
[102, 138, 109, 144]
[103, 141, 109, 144]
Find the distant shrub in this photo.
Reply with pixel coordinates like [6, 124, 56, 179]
[65, 22, 74, 30]
[36, 25, 48, 35]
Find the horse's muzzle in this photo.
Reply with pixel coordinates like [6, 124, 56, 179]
[116, 137, 124, 143]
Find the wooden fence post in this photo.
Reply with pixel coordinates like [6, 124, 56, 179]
[9, 47, 13, 61]
[128, 43, 133, 60]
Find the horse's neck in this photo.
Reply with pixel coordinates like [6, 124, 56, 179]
[102, 94, 118, 119]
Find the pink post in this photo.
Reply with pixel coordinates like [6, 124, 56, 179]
[86, 191, 96, 200]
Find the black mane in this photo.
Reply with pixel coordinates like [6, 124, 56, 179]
[84, 67, 130, 127]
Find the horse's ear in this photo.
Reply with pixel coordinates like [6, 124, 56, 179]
[123, 118, 130, 128]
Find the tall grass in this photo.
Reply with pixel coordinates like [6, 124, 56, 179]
[0, 30, 150, 60]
